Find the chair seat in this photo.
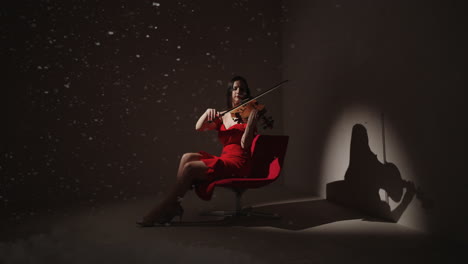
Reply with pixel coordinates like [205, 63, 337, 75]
[199, 134, 289, 218]
[210, 158, 281, 189]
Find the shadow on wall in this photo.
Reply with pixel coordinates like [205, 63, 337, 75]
[326, 124, 434, 222]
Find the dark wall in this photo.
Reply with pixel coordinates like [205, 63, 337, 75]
[1, 0, 283, 220]
[281, 0, 467, 241]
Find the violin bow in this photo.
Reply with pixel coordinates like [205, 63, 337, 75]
[220, 79, 289, 117]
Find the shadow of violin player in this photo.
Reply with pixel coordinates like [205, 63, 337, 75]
[326, 124, 427, 222]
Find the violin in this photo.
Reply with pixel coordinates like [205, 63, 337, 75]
[229, 99, 274, 129]
[214, 80, 289, 129]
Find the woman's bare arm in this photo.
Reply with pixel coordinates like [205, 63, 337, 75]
[195, 108, 220, 131]
[241, 109, 258, 150]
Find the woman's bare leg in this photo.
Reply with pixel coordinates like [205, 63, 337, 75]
[165, 160, 210, 204]
[176, 153, 203, 180]
[143, 160, 209, 222]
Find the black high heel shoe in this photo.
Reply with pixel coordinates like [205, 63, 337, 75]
[137, 203, 184, 227]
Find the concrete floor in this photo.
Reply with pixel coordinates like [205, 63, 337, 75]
[0, 185, 464, 264]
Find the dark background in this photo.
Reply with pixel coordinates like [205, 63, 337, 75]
[1, 0, 283, 221]
[1, 0, 467, 244]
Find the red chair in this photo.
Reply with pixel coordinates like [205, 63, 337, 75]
[200, 134, 289, 218]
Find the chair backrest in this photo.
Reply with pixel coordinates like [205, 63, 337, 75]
[249, 135, 289, 180]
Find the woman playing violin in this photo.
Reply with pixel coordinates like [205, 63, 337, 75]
[138, 76, 259, 226]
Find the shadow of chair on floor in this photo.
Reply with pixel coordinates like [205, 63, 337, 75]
[155, 199, 368, 230]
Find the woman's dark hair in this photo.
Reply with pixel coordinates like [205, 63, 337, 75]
[226, 76, 251, 108]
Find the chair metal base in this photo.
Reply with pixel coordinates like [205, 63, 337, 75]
[200, 188, 280, 219]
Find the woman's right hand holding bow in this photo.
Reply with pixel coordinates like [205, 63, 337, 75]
[205, 108, 220, 122]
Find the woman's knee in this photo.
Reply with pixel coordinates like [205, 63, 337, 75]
[180, 161, 206, 180]
[181, 153, 201, 164]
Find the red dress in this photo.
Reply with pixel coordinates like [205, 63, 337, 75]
[195, 118, 253, 200]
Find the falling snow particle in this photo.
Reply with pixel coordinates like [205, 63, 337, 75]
[136, 54, 141, 58]
[108, 31, 114, 35]
[95, 42, 101, 46]
[206, 52, 210, 56]
[152, 2, 160, 7]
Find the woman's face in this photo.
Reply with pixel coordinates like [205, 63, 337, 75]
[231, 80, 247, 106]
